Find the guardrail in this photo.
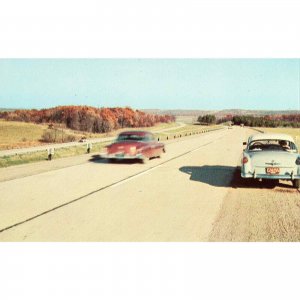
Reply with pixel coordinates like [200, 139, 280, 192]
[0, 136, 115, 158]
[251, 128, 265, 133]
[156, 126, 225, 141]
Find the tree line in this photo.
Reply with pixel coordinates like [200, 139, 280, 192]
[197, 113, 300, 127]
[197, 114, 216, 124]
[231, 114, 300, 128]
[0, 106, 176, 133]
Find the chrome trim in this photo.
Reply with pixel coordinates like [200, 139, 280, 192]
[265, 161, 281, 166]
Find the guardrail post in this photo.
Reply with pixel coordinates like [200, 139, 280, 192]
[87, 143, 92, 153]
[167, 136, 168, 140]
[157, 137, 160, 141]
[47, 148, 54, 160]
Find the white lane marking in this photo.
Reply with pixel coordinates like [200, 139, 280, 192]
[112, 165, 162, 187]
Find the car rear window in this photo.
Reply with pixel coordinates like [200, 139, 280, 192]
[248, 139, 297, 152]
[117, 134, 146, 141]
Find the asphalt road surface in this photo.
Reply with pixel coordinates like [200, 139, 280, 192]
[0, 127, 299, 242]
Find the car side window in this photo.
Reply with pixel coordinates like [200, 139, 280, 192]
[290, 142, 298, 153]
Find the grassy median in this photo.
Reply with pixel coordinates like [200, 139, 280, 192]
[154, 124, 223, 141]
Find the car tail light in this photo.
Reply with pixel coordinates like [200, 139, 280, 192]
[242, 156, 248, 164]
[296, 156, 300, 165]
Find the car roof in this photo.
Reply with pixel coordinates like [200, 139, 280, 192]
[119, 131, 152, 136]
[249, 133, 295, 143]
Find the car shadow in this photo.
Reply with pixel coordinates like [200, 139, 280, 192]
[88, 154, 142, 164]
[179, 165, 295, 189]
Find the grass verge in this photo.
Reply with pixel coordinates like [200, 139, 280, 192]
[0, 142, 110, 168]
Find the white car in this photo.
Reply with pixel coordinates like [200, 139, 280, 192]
[241, 133, 300, 188]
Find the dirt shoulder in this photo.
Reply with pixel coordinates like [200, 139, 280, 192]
[209, 169, 300, 242]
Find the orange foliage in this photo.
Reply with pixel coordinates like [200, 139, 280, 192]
[0, 106, 175, 133]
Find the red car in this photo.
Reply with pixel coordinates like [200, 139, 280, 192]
[105, 131, 165, 163]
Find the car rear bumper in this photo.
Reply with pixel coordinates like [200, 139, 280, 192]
[103, 153, 144, 160]
[241, 172, 300, 180]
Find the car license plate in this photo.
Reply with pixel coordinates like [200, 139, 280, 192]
[266, 167, 280, 175]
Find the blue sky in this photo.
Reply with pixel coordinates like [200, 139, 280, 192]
[0, 59, 299, 110]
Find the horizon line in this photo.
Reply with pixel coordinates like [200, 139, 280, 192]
[0, 105, 299, 112]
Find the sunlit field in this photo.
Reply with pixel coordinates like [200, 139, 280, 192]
[175, 115, 197, 124]
[0, 120, 48, 150]
[0, 119, 179, 150]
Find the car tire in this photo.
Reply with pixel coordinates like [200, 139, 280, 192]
[240, 177, 253, 187]
[108, 158, 115, 163]
[293, 179, 300, 189]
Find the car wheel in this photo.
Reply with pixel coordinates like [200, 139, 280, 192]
[108, 158, 115, 163]
[240, 177, 253, 187]
[157, 147, 165, 158]
[293, 179, 300, 189]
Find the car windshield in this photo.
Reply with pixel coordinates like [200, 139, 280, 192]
[117, 134, 151, 142]
[248, 139, 298, 152]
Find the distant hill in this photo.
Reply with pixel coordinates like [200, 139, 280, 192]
[142, 109, 214, 117]
[0, 108, 16, 112]
[215, 109, 300, 117]
[142, 109, 300, 117]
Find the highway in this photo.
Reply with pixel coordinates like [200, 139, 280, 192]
[0, 127, 299, 241]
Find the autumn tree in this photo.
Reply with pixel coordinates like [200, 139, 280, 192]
[0, 105, 177, 133]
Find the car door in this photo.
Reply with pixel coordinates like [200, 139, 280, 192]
[150, 133, 162, 156]
[145, 133, 157, 157]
